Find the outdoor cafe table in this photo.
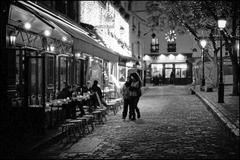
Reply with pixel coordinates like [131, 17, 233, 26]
[46, 98, 71, 128]
[45, 94, 91, 128]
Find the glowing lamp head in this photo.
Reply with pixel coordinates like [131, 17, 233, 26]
[50, 45, 55, 52]
[62, 36, 67, 42]
[217, 16, 227, 30]
[44, 30, 51, 37]
[24, 22, 31, 30]
[200, 39, 207, 49]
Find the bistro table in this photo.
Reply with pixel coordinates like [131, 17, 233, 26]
[46, 98, 71, 128]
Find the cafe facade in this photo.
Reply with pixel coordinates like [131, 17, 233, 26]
[143, 53, 193, 85]
[1, 1, 119, 134]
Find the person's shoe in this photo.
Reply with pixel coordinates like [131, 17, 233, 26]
[137, 114, 141, 119]
[131, 118, 136, 121]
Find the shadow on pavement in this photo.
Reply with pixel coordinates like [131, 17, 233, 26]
[134, 119, 145, 124]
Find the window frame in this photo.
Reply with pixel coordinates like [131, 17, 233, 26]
[151, 38, 159, 52]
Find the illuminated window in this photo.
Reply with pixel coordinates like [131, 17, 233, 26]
[175, 63, 187, 78]
[151, 38, 159, 52]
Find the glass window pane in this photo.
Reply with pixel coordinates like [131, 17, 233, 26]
[47, 56, 54, 86]
[151, 64, 163, 77]
[152, 38, 155, 45]
[60, 57, 67, 91]
[181, 69, 187, 78]
[165, 69, 172, 78]
[175, 63, 187, 69]
[165, 64, 173, 68]
[175, 68, 181, 78]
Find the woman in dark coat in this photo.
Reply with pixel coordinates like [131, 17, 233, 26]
[129, 72, 142, 120]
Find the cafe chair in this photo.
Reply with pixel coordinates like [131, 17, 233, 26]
[59, 122, 77, 143]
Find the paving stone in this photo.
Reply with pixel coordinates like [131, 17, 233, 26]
[32, 86, 239, 159]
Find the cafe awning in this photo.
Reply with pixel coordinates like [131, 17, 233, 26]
[18, 1, 119, 62]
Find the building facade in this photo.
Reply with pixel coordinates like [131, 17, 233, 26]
[0, 0, 119, 138]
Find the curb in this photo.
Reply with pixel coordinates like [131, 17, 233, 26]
[190, 88, 239, 138]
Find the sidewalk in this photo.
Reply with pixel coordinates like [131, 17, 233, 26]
[190, 85, 239, 138]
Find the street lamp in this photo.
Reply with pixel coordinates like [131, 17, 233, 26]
[200, 39, 207, 88]
[217, 16, 227, 103]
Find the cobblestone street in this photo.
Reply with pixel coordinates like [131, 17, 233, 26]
[34, 85, 239, 159]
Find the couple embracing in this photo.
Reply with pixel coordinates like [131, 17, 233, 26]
[121, 72, 142, 121]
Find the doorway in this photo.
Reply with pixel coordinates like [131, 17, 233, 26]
[164, 64, 174, 84]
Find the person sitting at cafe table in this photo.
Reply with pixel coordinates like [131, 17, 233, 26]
[57, 84, 75, 119]
[81, 81, 92, 107]
[82, 81, 92, 94]
[73, 84, 86, 117]
[75, 84, 82, 95]
[57, 84, 72, 99]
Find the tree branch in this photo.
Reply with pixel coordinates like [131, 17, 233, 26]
[170, 6, 200, 41]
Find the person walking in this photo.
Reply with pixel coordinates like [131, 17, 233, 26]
[129, 72, 142, 120]
[121, 76, 131, 120]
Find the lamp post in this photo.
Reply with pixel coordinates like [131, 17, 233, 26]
[200, 39, 207, 88]
[217, 16, 227, 103]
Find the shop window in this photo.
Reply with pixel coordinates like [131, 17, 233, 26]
[27, 51, 44, 105]
[164, 64, 173, 78]
[165, 69, 173, 78]
[165, 64, 173, 68]
[181, 69, 186, 78]
[175, 68, 181, 78]
[59, 56, 67, 91]
[76, 61, 80, 85]
[151, 38, 159, 52]
[47, 55, 54, 86]
[151, 64, 163, 77]
[8, 49, 46, 107]
[46, 55, 55, 100]
[75, 59, 85, 86]
[175, 64, 187, 78]
[68, 58, 74, 85]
